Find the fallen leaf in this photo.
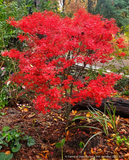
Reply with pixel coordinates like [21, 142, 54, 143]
[18, 106, 23, 110]
[114, 154, 119, 159]
[107, 122, 113, 129]
[95, 148, 104, 155]
[113, 151, 119, 158]
[54, 129, 59, 132]
[97, 148, 102, 152]
[54, 118, 57, 121]
[38, 153, 44, 158]
[124, 118, 129, 123]
[50, 143, 55, 146]
[22, 116, 26, 119]
[116, 115, 120, 125]
[36, 155, 41, 159]
[5, 151, 11, 155]
[87, 118, 91, 123]
[42, 150, 49, 153]
[120, 129, 127, 134]
[57, 116, 64, 121]
[115, 147, 120, 152]
[107, 142, 114, 147]
[66, 130, 69, 141]
[111, 134, 116, 137]
[121, 147, 127, 151]
[91, 148, 95, 154]
[83, 151, 87, 156]
[124, 153, 129, 157]
[28, 113, 35, 118]
[41, 144, 48, 150]
[101, 157, 108, 160]
[86, 112, 92, 117]
[71, 110, 77, 115]
[45, 152, 49, 159]
[22, 108, 28, 112]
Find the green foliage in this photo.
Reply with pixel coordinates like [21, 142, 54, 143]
[55, 138, 65, 160]
[69, 103, 118, 153]
[0, 126, 35, 153]
[0, 1, 28, 51]
[122, 90, 129, 96]
[0, 112, 6, 117]
[114, 77, 129, 91]
[0, 152, 13, 160]
[0, 0, 59, 51]
[23, 135, 36, 147]
[0, 0, 60, 107]
[70, 113, 101, 131]
[113, 133, 129, 148]
[87, 104, 117, 135]
[79, 141, 84, 148]
[16, 0, 59, 14]
[90, 0, 129, 28]
[72, 103, 117, 136]
[0, 87, 9, 108]
[0, 1, 28, 102]
[55, 138, 65, 148]
[71, 105, 116, 136]
[105, 103, 117, 132]
[37, 0, 59, 13]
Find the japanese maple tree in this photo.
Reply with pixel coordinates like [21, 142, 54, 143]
[2, 9, 125, 125]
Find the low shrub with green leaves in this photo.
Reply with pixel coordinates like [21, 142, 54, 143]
[0, 0, 28, 51]
[0, 126, 35, 155]
[0, 152, 13, 160]
[0, 0, 59, 52]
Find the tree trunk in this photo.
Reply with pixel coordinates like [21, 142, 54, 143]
[72, 97, 129, 118]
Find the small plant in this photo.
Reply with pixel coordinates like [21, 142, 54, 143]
[113, 133, 129, 148]
[79, 141, 84, 149]
[55, 138, 65, 160]
[87, 104, 117, 135]
[122, 90, 129, 96]
[0, 126, 35, 153]
[113, 133, 123, 146]
[69, 103, 118, 153]
[105, 103, 117, 132]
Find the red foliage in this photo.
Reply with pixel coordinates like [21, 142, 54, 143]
[2, 9, 124, 114]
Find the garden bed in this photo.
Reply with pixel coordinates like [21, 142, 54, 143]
[1, 96, 129, 160]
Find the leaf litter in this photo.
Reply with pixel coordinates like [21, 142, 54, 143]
[1, 99, 129, 159]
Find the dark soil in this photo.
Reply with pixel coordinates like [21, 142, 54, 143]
[1, 98, 129, 160]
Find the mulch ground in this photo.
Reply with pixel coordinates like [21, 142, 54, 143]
[1, 96, 129, 160]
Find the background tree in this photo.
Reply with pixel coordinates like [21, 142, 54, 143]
[90, 0, 129, 28]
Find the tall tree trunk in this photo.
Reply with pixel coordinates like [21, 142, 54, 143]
[63, 0, 65, 11]
[88, 0, 93, 12]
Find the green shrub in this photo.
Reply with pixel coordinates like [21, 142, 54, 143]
[0, 126, 35, 153]
[0, 0, 28, 51]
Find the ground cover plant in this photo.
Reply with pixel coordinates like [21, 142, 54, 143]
[1, 8, 129, 159]
[0, 126, 35, 159]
